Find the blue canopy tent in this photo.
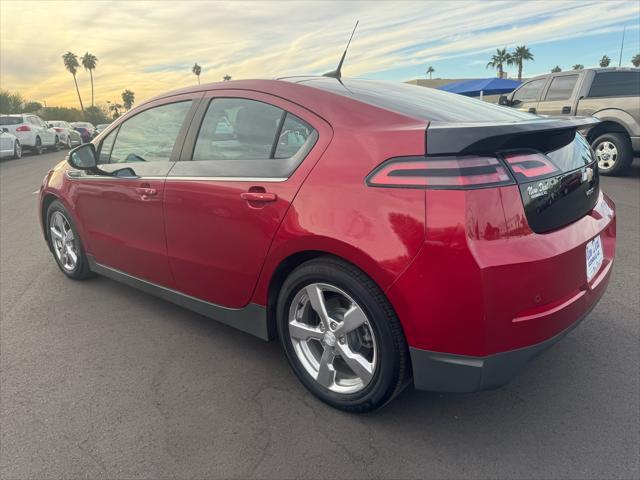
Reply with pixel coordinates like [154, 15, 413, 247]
[438, 78, 521, 100]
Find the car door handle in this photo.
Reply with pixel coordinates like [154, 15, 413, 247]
[561, 106, 571, 114]
[240, 192, 277, 202]
[135, 187, 157, 200]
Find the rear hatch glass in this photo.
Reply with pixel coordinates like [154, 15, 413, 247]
[0, 116, 24, 125]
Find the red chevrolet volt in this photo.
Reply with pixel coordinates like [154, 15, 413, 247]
[39, 78, 615, 412]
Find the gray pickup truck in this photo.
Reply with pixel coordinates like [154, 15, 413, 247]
[500, 68, 639, 175]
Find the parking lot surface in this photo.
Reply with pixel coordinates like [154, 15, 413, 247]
[1, 150, 639, 479]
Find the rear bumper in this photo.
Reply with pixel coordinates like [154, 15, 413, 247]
[410, 264, 609, 392]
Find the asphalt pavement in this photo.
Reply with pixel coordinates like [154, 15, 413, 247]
[1, 150, 639, 479]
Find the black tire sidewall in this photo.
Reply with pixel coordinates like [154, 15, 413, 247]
[34, 137, 42, 154]
[592, 132, 632, 176]
[14, 140, 21, 159]
[277, 259, 406, 412]
[46, 201, 90, 280]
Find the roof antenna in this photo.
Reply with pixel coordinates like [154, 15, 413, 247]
[323, 20, 359, 79]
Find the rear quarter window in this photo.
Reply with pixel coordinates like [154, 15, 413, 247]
[0, 116, 23, 125]
[588, 71, 640, 97]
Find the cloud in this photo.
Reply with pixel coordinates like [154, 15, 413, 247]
[1, 0, 637, 107]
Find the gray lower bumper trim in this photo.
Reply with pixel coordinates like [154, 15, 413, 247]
[410, 305, 595, 393]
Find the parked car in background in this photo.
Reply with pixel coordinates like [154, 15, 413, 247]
[0, 128, 21, 159]
[0, 114, 59, 154]
[500, 67, 640, 176]
[95, 123, 110, 134]
[40, 78, 615, 412]
[70, 122, 96, 143]
[48, 121, 83, 149]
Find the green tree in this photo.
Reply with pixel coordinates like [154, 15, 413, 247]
[121, 90, 135, 111]
[223, 74, 232, 81]
[511, 45, 534, 81]
[40, 106, 84, 122]
[22, 101, 43, 112]
[632, 54, 640, 67]
[85, 105, 110, 125]
[572, 64, 584, 70]
[192, 63, 202, 84]
[599, 55, 611, 67]
[426, 66, 435, 80]
[486, 48, 513, 79]
[62, 52, 84, 112]
[81, 52, 98, 107]
[551, 65, 562, 73]
[0, 90, 25, 113]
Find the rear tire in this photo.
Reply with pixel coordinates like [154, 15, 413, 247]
[277, 257, 409, 413]
[46, 201, 93, 280]
[13, 140, 21, 159]
[51, 136, 60, 151]
[66, 136, 72, 149]
[592, 132, 633, 176]
[33, 136, 43, 155]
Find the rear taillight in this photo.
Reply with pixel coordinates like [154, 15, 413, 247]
[54, 128, 64, 132]
[366, 156, 514, 189]
[16, 125, 31, 132]
[502, 152, 560, 182]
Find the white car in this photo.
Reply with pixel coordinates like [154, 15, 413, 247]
[48, 120, 83, 149]
[0, 114, 59, 154]
[0, 129, 21, 159]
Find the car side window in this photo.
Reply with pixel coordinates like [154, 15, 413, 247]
[545, 75, 578, 101]
[588, 71, 640, 98]
[193, 98, 284, 161]
[107, 101, 192, 164]
[274, 113, 314, 159]
[98, 128, 118, 164]
[512, 79, 546, 104]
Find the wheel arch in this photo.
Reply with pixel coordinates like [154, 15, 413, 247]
[262, 245, 394, 341]
[41, 193, 59, 246]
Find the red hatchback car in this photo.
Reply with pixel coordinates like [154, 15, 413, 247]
[39, 78, 616, 412]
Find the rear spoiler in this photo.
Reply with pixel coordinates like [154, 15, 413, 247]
[426, 116, 600, 155]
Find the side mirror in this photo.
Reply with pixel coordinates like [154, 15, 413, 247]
[67, 143, 98, 170]
[498, 95, 510, 106]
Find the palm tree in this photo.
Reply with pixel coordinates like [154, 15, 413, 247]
[551, 65, 562, 73]
[81, 52, 98, 107]
[192, 63, 202, 84]
[108, 101, 122, 119]
[62, 52, 84, 112]
[486, 48, 513, 79]
[632, 54, 640, 67]
[599, 55, 611, 67]
[572, 64, 584, 70]
[223, 74, 232, 81]
[426, 66, 435, 80]
[121, 90, 135, 110]
[511, 45, 534, 81]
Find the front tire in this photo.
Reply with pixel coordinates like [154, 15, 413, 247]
[592, 132, 633, 176]
[51, 136, 60, 151]
[277, 257, 409, 412]
[46, 201, 93, 280]
[13, 140, 21, 159]
[66, 136, 72, 149]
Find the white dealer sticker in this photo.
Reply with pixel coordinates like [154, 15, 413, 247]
[586, 235, 604, 282]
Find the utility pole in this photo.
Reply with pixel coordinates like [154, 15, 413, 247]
[619, 26, 626, 67]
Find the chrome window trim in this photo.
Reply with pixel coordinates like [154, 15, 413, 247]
[66, 171, 287, 182]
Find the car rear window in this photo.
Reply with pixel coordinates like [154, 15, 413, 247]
[0, 116, 23, 125]
[303, 78, 537, 123]
[588, 71, 640, 98]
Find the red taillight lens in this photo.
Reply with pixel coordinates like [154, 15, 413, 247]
[16, 125, 31, 132]
[367, 156, 514, 189]
[54, 128, 64, 132]
[502, 152, 560, 181]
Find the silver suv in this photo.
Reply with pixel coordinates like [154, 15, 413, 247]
[500, 68, 639, 176]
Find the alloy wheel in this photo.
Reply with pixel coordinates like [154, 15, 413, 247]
[595, 140, 618, 171]
[66, 137, 72, 149]
[14, 140, 21, 159]
[288, 283, 377, 394]
[50, 211, 79, 272]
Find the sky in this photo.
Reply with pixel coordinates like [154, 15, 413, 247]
[1, 0, 639, 108]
